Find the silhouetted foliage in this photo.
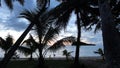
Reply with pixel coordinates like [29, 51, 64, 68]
[94, 48, 105, 61]
[0, 35, 14, 55]
[18, 34, 38, 60]
[62, 49, 73, 60]
[47, 36, 76, 52]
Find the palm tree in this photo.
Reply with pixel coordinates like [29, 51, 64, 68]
[35, 25, 60, 68]
[62, 49, 73, 60]
[0, 35, 22, 59]
[94, 48, 104, 61]
[0, 17, 35, 68]
[0, 35, 14, 56]
[0, 0, 97, 67]
[0, 0, 50, 68]
[19, 8, 61, 68]
[98, 0, 120, 68]
[45, 0, 99, 66]
[18, 34, 38, 60]
[0, 7, 47, 68]
[54, 1, 120, 67]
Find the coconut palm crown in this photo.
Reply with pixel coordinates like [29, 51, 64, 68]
[0, 35, 14, 55]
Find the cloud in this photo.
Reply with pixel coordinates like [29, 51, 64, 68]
[0, 12, 29, 31]
[5, 18, 29, 31]
[58, 12, 103, 56]
[0, 0, 36, 31]
[0, 0, 103, 57]
[0, 0, 60, 32]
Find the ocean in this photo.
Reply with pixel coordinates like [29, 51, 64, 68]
[0, 44, 103, 58]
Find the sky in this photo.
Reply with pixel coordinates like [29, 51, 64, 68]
[0, 0, 103, 58]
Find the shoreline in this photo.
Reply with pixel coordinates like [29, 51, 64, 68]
[0, 56, 102, 61]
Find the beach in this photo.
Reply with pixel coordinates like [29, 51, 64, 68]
[0, 56, 106, 68]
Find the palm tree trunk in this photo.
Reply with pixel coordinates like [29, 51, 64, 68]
[0, 23, 34, 68]
[4, 51, 7, 57]
[99, 0, 120, 68]
[29, 53, 33, 61]
[74, 11, 81, 65]
[37, 45, 45, 68]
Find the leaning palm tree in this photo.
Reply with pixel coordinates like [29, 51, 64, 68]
[0, 0, 50, 68]
[0, 11, 35, 68]
[0, 35, 21, 58]
[19, 8, 61, 68]
[0, 7, 48, 68]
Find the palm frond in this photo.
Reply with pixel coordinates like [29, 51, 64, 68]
[63, 49, 73, 56]
[0, 0, 1, 6]
[94, 48, 104, 56]
[47, 2, 70, 19]
[17, 0, 24, 5]
[43, 26, 60, 44]
[47, 36, 76, 52]
[22, 34, 38, 48]
[47, 40, 65, 52]
[19, 9, 36, 23]
[45, 2, 74, 29]
[54, 7, 73, 29]
[61, 36, 76, 43]
[63, 49, 68, 55]
[28, 34, 39, 48]
[72, 41, 95, 46]
[4, 0, 13, 9]
[0, 35, 14, 51]
[94, 21, 101, 33]
[20, 36, 38, 56]
[22, 39, 31, 46]
[37, 0, 50, 9]
[35, 23, 49, 43]
[5, 35, 14, 47]
[0, 37, 6, 48]
[18, 46, 32, 56]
